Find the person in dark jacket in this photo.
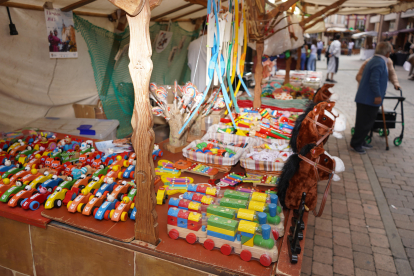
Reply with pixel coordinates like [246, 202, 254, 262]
[350, 42, 392, 154]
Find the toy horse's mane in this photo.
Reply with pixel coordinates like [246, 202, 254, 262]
[313, 87, 322, 101]
[289, 102, 317, 153]
[277, 143, 316, 208]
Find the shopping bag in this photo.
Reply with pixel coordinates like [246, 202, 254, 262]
[403, 61, 411, 72]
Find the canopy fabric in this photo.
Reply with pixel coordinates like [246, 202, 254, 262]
[383, 28, 414, 37]
[352, 31, 378, 39]
[305, 21, 326, 34]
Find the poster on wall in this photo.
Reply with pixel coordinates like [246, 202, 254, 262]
[155, 31, 173, 53]
[44, 9, 78, 58]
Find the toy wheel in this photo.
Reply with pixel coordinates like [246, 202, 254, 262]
[77, 203, 85, 213]
[186, 233, 197, 244]
[121, 212, 128, 221]
[20, 198, 28, 207]
[365, 136, 372, 144]
[351, 127, 355, 135]
[90, 189, 95, 194]
[203, 239, 215, 251]
[47, 187, 53, 193]
[30, 201, 40, 211]
[17, 198, 24, 207]
[67, 201, 73, 208]
[115, 201, 121, 208]
[394, 137, 402, 146]
[260, 254, 272, 267]
[54, 199, 62, 208]
[130, 203, 135, 209]
[272, 229, 280, 240]
[92, 207, 98, 216]
[168, 229, 179, 240]
[117, 193, 124, 201]
[104, 210, 111, 220]
[109, 209, 115, 219]
[240, 250, 252, 262]
[220, 244, 232, 256]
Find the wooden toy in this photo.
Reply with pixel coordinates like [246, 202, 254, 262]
[155, 160, 181, 177]
[94, 194, 118, 220]
[110, 181, 134, 201]
[28, 172, 53, 189]
[111, 200, 134, 222]
[3, 168, 31, 185]
[93, 166, 110, 178]
[94, 179, 116, 197]
[82, 193, 108, 216]
[41, 177, 64, 192]
[81, 176, 104, 195]
[0, 182, 26, 203]
[173, 160, 219, 179]
[0, 160, 15, 174]
[103, 166, 124, 182]
[182, 192, 215, 205]
[7, 186, 37, 207]
[44, 187, 67, 209]
[67, 192, 93, 213]
[152, 144, 163, 160]
[109, 155, 129, 170]
[122, 164, 135, 179]
[0, 166, 23, 180]
[218, 173, 245, 187]
[21, 186, 52, 211]
[156, 187, 168, 205]
[71, 175, 93, 191]
[168, 198, 203, 213]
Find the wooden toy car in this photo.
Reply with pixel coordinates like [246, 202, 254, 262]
[0, 160, 15, 174]
[72, 175, 93, 191]
[100, 153, 116, 167]
[41, 176, 64, 192]
[121, 187, 136, 203]
[156, 187, 168, 205]
[79, 140, 94, 154]
[94, 194, 119, 220]
[129, 207, 137, 220]
[8, 186, 38, 207]
[78, 151, 102, 166]
[122, 165, 135, 179]
[111, 201, 134, 222]
[25, 154, 42, 169]
[0, 182, 26, 203]
[127, 153, 136, 165]
[82, 193, 108, 216]
[27, 171, 53, 189]
[110, 181, 134, 201]
[7, 140, 24, 154]
[44, 187, 67, 209]
[93, 166, 110, 178]
[21, 186, 52, 210]
[109, 155, 129, 170]
[2, 167, 30, 185]
[103, 166, 123, 183]
[81, 176, 104, 195]
[9, 143, 30, 157]
[20, 170, 43, 185]
[0, 166, 23, 180]
[94, 179, 116, 197]
[63, 187, 80, 206]
[67, 192, 93, 213]
[16, 148, 36, 165]
[0, 182, 13, 197]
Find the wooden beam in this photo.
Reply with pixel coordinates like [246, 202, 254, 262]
[171, 7, 205, 20]
[185, 0, 207, 8]
[1, 2, 110, 16]
[0, 2, 43, 11]
[264, 0, 297, 20]
[0, 0, 9, 4]
[127, 0, 159, 245]
[151, 3, 193, 20]
[300, 0, 347, 26]
[61, 0, 96, 12]
[304, 7, 340, 30]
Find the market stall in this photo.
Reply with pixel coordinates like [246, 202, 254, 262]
[1, 0, 412, 275]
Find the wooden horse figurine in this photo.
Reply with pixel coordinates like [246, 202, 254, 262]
[312, 83, 339, 103]
[277, 143, 345, 216]
[289, 101, 346, 153]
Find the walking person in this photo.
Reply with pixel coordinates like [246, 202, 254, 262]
[348, 40, 354, 56]
[317, 39, 323, 60]
[307, 39, 317, 71]
[325, 39, 333, 66]
[300, 44, 308, 70]
[326, 34, 341, 83]
[407, 47, 414, 80]
[350, 42, 393, 154]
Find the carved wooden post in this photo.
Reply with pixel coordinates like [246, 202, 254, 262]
[296, 46, 301, 70]
[253, 42, 264, 108]
[284, 55, 291, 85]
[127, 0, 159, 245]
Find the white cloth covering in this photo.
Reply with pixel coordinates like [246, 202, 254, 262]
[187, 34, 207, 93]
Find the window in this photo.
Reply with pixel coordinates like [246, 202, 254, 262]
[356, 19, 365, 31]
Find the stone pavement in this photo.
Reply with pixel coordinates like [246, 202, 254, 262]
[301, 55, 414, 276]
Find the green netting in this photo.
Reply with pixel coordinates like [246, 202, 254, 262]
[73, 15, 198, 138]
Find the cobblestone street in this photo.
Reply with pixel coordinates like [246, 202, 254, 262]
[301, 55, 414, 276]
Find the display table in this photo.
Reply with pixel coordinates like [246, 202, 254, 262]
[0, 135, 308, 276]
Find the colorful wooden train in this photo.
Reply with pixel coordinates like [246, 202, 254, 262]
[167, 189, 284, 266]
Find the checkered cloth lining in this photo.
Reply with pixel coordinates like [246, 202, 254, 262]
[201, 129, 260, 148]
[240, 148, 292, 172]
[182, 139, 245, 166]
[209, 123, 291, 145]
